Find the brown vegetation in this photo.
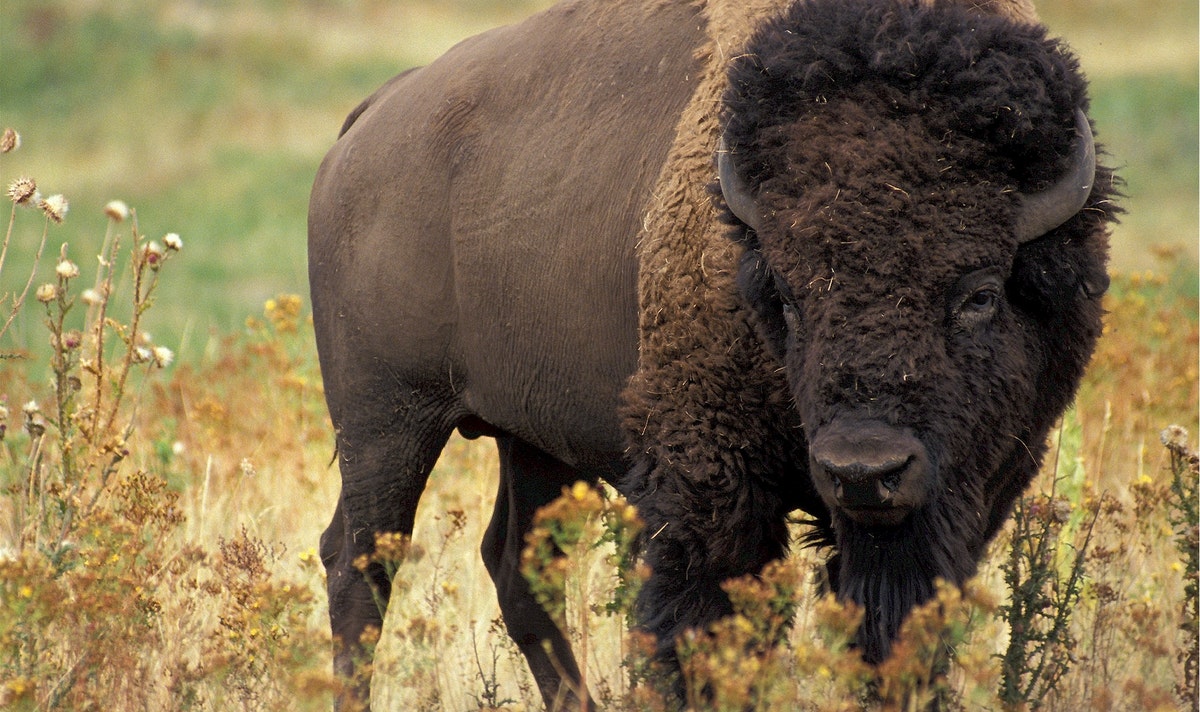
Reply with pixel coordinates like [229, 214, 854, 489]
[1, 118, 1195, 710]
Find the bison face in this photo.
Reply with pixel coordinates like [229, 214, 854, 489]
[731, 101, 1093, 533]
[724, 98, 1109, 661]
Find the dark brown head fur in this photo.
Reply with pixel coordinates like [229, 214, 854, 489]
[718, 0, 1117, 662]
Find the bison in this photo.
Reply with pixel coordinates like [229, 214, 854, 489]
[307, 0, 1116, 709]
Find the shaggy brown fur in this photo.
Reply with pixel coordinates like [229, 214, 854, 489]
[621, 0, 1115, 683]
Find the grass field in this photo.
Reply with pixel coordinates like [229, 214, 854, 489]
[0, 0, 1195, 351]
[1, 0, 1197, 710]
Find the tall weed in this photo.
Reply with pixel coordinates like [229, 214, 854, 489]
[0, 130, 335, 710]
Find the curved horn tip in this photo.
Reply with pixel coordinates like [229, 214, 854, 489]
[718, 135, 764, 233]
[1014, 108, 1097, 244]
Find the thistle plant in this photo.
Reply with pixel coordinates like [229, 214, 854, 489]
[0, 128, 187, 707]
[998, 453, 1102, 710]
[1161, 425, 1198, 707]
[3, 178, 179, 566]
[0, 129, 335, 710]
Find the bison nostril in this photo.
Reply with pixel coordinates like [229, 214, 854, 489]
[881, 470, 903, 493]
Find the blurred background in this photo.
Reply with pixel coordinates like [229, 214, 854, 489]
[1, 0, 1196, 357]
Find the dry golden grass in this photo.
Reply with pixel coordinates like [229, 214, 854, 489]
[1, 9, 1197, 698]
[7, 262, 1190, 710]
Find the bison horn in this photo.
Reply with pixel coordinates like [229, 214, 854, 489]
[1014, 108, 1096, 243]
[718, 135, 763, 233]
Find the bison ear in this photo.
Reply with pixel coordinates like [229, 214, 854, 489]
[1079, 270, 1110, 300]
[736, 248, 789, 358]
[1010, 233, 1110, 314]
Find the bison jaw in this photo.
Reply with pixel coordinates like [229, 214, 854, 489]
[808, 417, 931, 528]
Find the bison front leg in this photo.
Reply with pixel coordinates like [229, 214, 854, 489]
[630, 461, 792, 701]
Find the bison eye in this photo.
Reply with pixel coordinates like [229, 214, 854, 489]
[965, 286, 999, 312]
[951, 269, 1004, 329]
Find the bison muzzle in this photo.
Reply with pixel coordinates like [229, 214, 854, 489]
[808, 418, 931, 526]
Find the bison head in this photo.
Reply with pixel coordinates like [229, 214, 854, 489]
[717, 0, 1115, 662]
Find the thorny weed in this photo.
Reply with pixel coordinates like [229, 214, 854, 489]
[1161, 425, 1198, 708]
[521, 480, 645, 710]
[353, 509, 474, 711]
[998, 416, 1104, 710]
[468, 619, 520, 710]
[0, 130, 336, 710]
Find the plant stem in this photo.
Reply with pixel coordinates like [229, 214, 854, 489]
[0, 217, 49, 344]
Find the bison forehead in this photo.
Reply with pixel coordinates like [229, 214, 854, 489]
[723, 0, 1088, 188]
[756, 105, 1016, 295]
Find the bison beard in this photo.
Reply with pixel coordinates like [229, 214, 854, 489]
[625, 0, 1114, 694]
[829, 494, 980, 664]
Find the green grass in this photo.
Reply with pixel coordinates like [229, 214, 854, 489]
[1039, 0, 1198, 281]
[1089, 70, 1199, 282]
[0, 0, 547, 358]
[2, 0, 1195, 359]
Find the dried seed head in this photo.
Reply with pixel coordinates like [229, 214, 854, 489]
[163, 232, 183, 251]
[24, 404, 46, 438]
[7, 177, 36, 205]
[35, 283, 57, 303]
[39, 194, 68, 223]
[56, 259, 80, 280]
[0, 128, 19, 153]
[81, 288, 104, 306]
[133, 346, 152, 364]
[1161, 424, 1190, 449]
[104, 200, 130, 222]
[152, 346, 174, 368]
[143, 241, 165, 269]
